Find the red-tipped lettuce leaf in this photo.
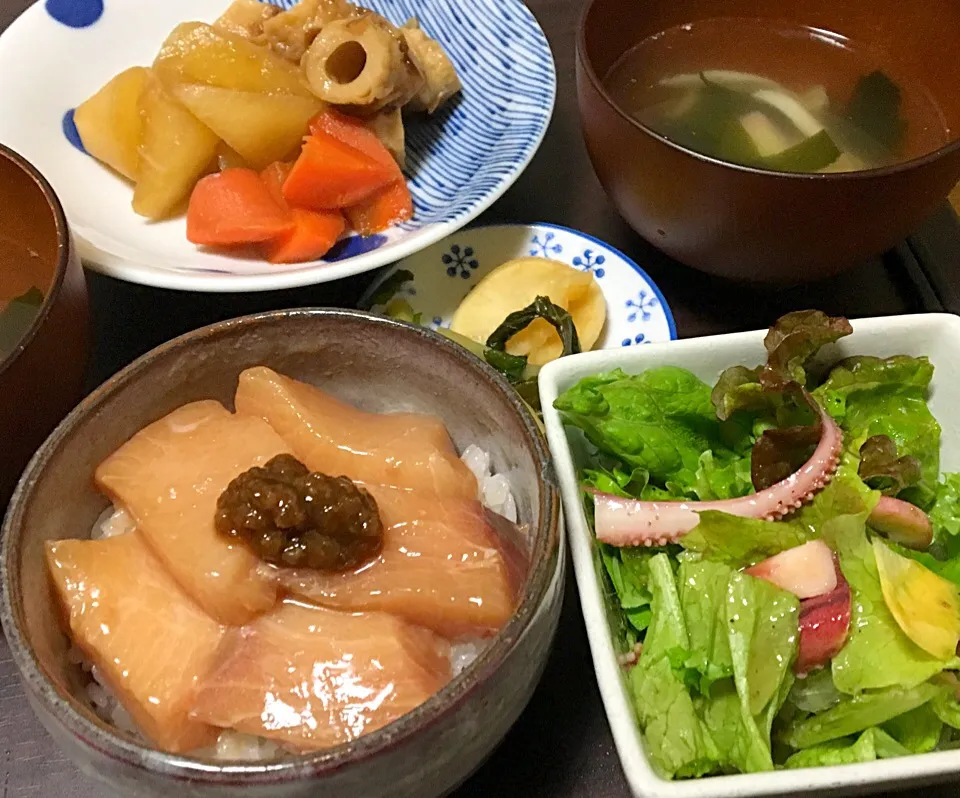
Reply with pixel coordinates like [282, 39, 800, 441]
[711, 311, 852, 422]
[711, 311, 851, 492]
[751, 385, 823, 491]
[711, 366, 764, 422]
[858, 435, 923, 496]
[763, 310, 853, 384]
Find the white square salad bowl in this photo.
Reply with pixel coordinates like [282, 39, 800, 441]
[538, 312, 960, 798]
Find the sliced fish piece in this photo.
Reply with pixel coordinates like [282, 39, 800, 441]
[95, 400, 289, 625]
[234, 367, 478, 499]
[46, 533, 224, 753]
[275, 483, 520, 637]
[190, 600, 451, 751]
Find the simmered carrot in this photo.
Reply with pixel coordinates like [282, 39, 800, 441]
[308, 109, 413, 234]
[187, 168, 292, 247]
[309, 110, 400, 173]
[282, 132, 395, 211]
[345, 181, 413, 235]
[261, 208, 345, 264]
[260, 161, 294, 209]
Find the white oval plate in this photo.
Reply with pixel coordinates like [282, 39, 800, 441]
[0, 0, 555, 292]
[360, 223, 677, 348]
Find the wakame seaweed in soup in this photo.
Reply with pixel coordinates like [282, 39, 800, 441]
[604, 18, 949, 173]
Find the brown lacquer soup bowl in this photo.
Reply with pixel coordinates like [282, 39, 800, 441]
[0, 309, 563, 798]
[0, 144, 89, 508]
[576, 0, 960, 283]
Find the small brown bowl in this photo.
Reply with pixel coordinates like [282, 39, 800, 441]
[576, 0, 960, 283]
[0, 309, 563, 798]
[0, 144, 89, 506]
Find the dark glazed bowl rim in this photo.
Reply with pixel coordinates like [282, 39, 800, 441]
[575, 0, 960, 180]
[0, 308, 562, 785]
[0, 143, 73, 379]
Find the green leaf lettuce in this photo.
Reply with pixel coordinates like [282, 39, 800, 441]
[824, 511, 947, 693]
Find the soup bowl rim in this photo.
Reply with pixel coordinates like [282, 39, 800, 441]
[0, 307, 562, 784]
[0, 142, 73, 379]
[575, 0, 960, 180]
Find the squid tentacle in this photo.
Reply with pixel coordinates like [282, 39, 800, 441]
[591, 404, 844, 547]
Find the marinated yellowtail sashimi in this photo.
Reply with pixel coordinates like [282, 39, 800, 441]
[190, 601, 451, 751]
[95, 400, 289, 626]
[234, 367, 478, 499]
[46, 533, 224, 753]
[276, 483, 519, 637]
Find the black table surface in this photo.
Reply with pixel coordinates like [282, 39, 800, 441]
[3, 0, 960, 795]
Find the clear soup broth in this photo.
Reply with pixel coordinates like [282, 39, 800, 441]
[0, 236, 51, 360]
[603, 18, 950, 173]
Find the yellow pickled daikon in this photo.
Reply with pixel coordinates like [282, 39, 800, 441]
[450, 258, 605, 366]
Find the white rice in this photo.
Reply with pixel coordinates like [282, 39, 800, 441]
[460, 443, 518, 523]
[200, 731, 283, 761]
[76, 446, 517, 760]
[448, 639, 485, 678]
[92, 506, 136, 540]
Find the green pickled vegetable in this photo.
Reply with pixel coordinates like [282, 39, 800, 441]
[485, 295, 581, 358]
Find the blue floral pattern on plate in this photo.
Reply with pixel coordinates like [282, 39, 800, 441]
[442, 245, 480, 279]
[626, 290, 659, 323]
[572, 249, 606, 279]
[529, 232, 563, 258]
[621, 333, 648, 347]
[360, 223, 677, 351]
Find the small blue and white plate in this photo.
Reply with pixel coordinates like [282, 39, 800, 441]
[0, 0, 555, 292]
[360, 223, 677, 349]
